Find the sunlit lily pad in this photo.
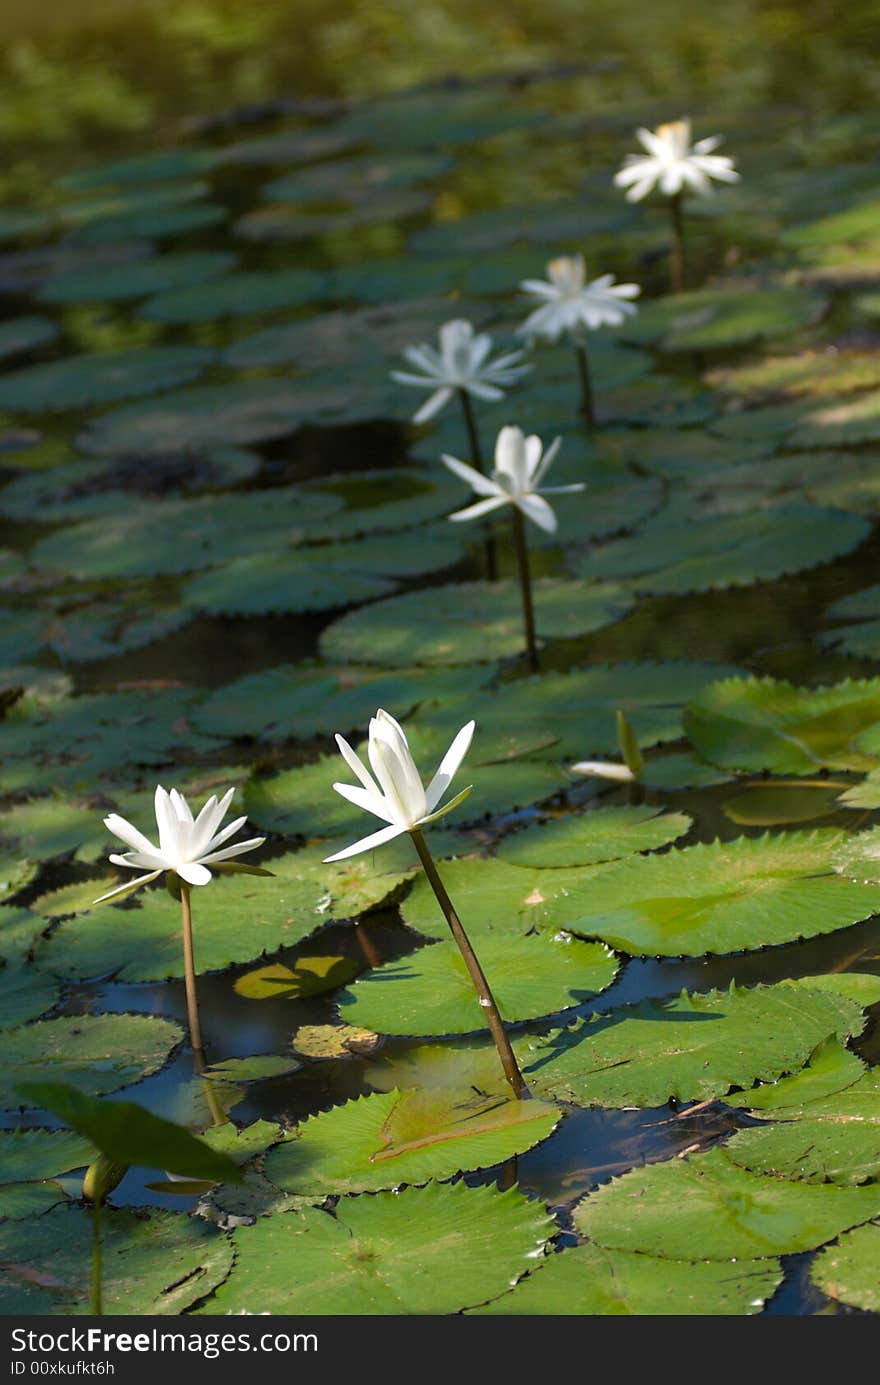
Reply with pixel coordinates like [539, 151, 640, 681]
[38, 251, 235, 304]
[811, 1224, 880, 1312]
[400, 857, 605, 942]
[622, 285, 826, 352]
[472, 1243, 782, 1316]
[207, 1181, 551, 1315]
[0, 345, 215, 413]
[36, 848, 409, 980]
[574, 1146, 880, 1261]
[1, 1014, 182, 1106]
[515, 976, 880, 1107]
[685, 675, 880, 774]
[561, 830, 880, 956]
[265, 1087, 561, 1195]
[320, 579, 633, 665]
[140, 268, 328, 322]
[708, 350, 880, 403]
[0, 1205, 232, 1315]
[495, 805, 692, 867]
[234, 955, 358, 1001]
[577, 507, 869, 594]
[338, 932, 619, 1035]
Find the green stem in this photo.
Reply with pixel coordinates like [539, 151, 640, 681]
[180, 883, 206, 1066]
[511, 505, 538, 673]
[574, 342, 595, 427]
[91, 1193, 102, 1316]
[409, 828, 529, 1100]
[458, 388, 497, 581]
[670, 192, 685, 294]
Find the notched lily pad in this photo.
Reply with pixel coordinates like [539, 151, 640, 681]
[1, 1014, 183, 1107]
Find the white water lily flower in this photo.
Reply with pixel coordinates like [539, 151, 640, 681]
[614, 118, 739, 203]
[443, 424, 584, 535]
[391, 318, 529, 423]
[324, 709, 475, 862]
[517, 255, 640, 343]
[95, 785, 265, 902]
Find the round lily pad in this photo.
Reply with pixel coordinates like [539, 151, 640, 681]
[573, 1147, 880, 1261]
[811, 1223, 880, 1312]
[0, 1205, 232, 1315]
[496, 805, 692, 868]
[70, 202, 227, 244]
[1, 1013, 183, 1106]
[38, 251, 235, 304]
[0, 345, 215, 413]
[262, 152, 451, 205]
[0, 958, 61, 1028]
[140, 268, 328, 322]
[337, 931, 619, 1035]
[400, 857, 605, 942]
[0, 797, 108, 862]
[264, 1087, 561, 1195]
[622, 285, 826, 352]
[578, 506, 869, 595]
[207, 1180, 551, 1315]
[0, 1128, 95, 1187]
[685, 675, 880, 774]
[0, 316, 58, 362]
[562, 830, 880, 956]
[57, 148, 218, 192]
[319, 579, 633, 666]
[473, 1243, 782, 1316]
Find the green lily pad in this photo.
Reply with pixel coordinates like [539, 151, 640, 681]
[38, 251, 235, 304]
[726, 1065, 880, 1186]
[0, 797, 112, 858]
[57, 148, 218, 191]
[262, 152, 451, 204]
[0, 316, 58, 362]
[36, 848, 409, 981]
[141, 268, 328, 322]
[264, 1087, 560, 1195]
[495, 805, 692, 868]
[304, 468, 465, 541]
[574, 1147, 880, 1260]
[1, 1014, 183, 1107]
[789, 391, 880, 448]
[30, 487, 341, 578]
[0, 854, 38, 901]
[0, 345, 215, 413]
[708, 351, 880, 403]
[320, 579, 633, 666]
[0, 1128, 95, 1186]
[338, 932, 619, 1035]
[821, 584, 880, 659]
[400, 857, 605, 942]
[639, 752, 734, 790]
[329, 255, 466, 304]
[0, 1183, 71, 1219]
[837, 767, 880, 809]
[622, 285, 826, 352]
[0, 208, 52, 243]
[721, 782, 849, 826]
[561, 830, 880, 956]
[191, 663, 490, 744]
[515, 977, 880, 1108]
[811, 1223, 880, 1312]
[0, 239, 153, 296]
[75, 378, 349, 458]
[224, 301, 468, 372]
[235, 191, 432, 242]
[472, 1243, 782, 1316]
[577, 507, 869, 594]
[720, 1036, 864, 1113]
[234, 955, 358, 1001]
[206, 1181, 551, 1315]
[0, 958, 60, 1028]
[685, 676, 880, 774]
[0, 1205, 232, 1315]
[71, 202, 227, 244]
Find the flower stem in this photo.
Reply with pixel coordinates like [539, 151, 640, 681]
[91, 1192, 102, 1316]
[409, 829, 529, 1100]
[574, 342, 595, 427]
[511, 505, 538, 673]
[179, 882, 206, 1065]
[458, 387, 497, 581]
[670, 192, 685, 293]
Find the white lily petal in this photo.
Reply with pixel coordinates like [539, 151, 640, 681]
[412, 387, 454, 424]
[177, 862, 213, 886]
[334, 733, 381, 797]
[332, 779, 396, 823]
[448, 495, 509, 524]
[103, 813, 159, 857]
[517, 492, 558, 533]
[441, 454, 501, 497]
[198, 837, 267, 865]
[93, 870, 163, 904]
[153, 785, 176, 857]
[109, 850, 167, 870]
[570, 760, 637, 782]
[323, 823, 406, 863]
[200, 814, 250, 856]
[424, 720, 475, 812]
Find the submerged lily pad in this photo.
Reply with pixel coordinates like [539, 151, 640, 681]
[811, 1223, 880, 1312]
[320, 579, 633, 666]
[264, 1087, 560, 1195]
[516, 977, 880, 1108]
[0, 346, 214, 413]
[685, 676, 880, 774]
[0, 1205, 232, 1315]
[207, 1181, 551, 1315]
[338, 932, 619, 1035]
[578, 507, 869, 594]
[473, 1243, 782, 1316]
[1, 1014, 182, 1107]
